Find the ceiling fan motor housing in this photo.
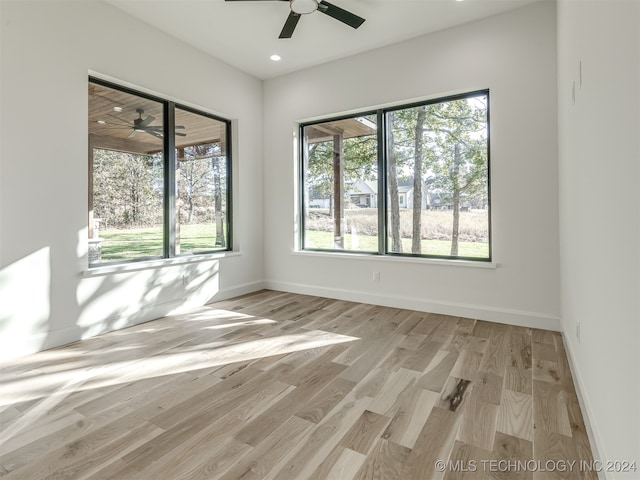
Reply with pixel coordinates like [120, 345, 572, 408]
[290, 0, 318, 15]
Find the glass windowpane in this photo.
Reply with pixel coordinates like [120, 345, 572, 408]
[175, 108, 229, 255]
[386, 94, 489, 259]
[302, 115, 378, 252]
[88, 83, 165, 265]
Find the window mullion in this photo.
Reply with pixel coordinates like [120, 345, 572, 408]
[164, 102, 176, 258]
[377, 109, 386, 256]
[225, 120, 233, 251]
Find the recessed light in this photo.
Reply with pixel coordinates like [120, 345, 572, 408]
[270, 54, 282, 62]
[113, 106, 123, 112]
[97, 120, 106, 124]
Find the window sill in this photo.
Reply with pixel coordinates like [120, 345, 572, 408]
[292, 250, 496, 269]
[82, 251, 241, 277]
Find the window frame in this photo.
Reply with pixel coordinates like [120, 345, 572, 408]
[299, 89, 491, 262]
[88, 76, 233, 268]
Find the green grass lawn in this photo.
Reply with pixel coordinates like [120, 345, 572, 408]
[100, 224, 225, 261]
[98, 224, 488, 262]
[304, 229, 489, 258]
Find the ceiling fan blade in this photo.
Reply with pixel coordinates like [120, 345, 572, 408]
[140, 115, 156, 128]
[175, 132, 187, 137]
[318, 1, 365, 29]
[143, 125, 183, 130]
[128, 130, 137, 138]
[279, 11, 301, 38]
[225, 0, 287, 2]
[101, 121, 131, 127]
[144, 130, 163, 139]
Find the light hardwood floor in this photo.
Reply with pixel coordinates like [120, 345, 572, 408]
[0, 290, 596, 479]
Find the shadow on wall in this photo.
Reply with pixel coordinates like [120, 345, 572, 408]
[76, 260, 220, 341]
[0, 247, 52, 361]
[0, 232, 221, 363]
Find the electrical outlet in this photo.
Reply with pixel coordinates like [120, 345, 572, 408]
[576, 321, 581, 343]
[372, 271, 380, 282]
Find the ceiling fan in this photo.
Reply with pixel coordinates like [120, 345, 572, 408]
[226, 0, 365, 39]
[101, 109, 186, 139]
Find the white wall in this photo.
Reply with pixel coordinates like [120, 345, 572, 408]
[557, 1, 640, 475]
[0, 0, 264, 361]
[263, 2, 560, 329]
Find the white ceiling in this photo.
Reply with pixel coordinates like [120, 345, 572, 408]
[106, 0, 544, 79]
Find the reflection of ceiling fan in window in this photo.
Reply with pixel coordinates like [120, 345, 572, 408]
[101, 108, 186, 139]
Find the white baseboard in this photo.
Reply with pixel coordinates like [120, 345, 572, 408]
[264, 279, 561, 331]
[207, 280, 267, 304]
[561, 335, 609, 480]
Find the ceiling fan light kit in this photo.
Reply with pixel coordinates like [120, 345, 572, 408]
[225, 0, 365, 39]
[290, 0, 317, 15]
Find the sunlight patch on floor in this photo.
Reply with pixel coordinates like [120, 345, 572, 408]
[0, 324, 359, 444]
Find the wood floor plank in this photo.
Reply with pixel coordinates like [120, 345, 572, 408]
[532, 358, 562, 385]
[397, 332, 427, 351]
[496, 389, 534, 441]
[508, 331, 532, 370]
[235, 362, 346, 447]
[129, 380, 294, 479]
[338, 410, 391, 455]
[269, 392, 371, 480]
[0, 403, 135, 473]
[473, 370, 503, 405]
[221, 415, 314, 480]
[148, 367, 273, 430]
[416, 350, 459, 393]
[323, 448, 367, 480]
[339, 335, 404, 383]
[478, 327, 509, 377]
[565, 393, 596, 469]
[354, 366, 393, 400]
[532, 380, 572, 436]
[4, 415, 161, 480]
[367, 368, 418, 415]
[444, 440, 493, 480]
[410, 313, 442, 335]
[552, 334, 577, 393]
[295, 377, 356, 424]
[382, 386, 438, 449]
[437, 376, 473, 414]
[463, 335, 488, 354]
[404, 339, 441, 372]
[504, 366, 533, 395]
[353, 438, 410, 480]
[401, 406, 461, 480]
[450, 349, 483, 381]
[533, 429, 585, 480]
[493, 431, 534, 480]
[0, 291, 595, 480]
[457, 394, 499, 451]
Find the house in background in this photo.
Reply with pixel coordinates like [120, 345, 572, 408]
[0, 0, 637, 476]
[348, 180, 377, 208]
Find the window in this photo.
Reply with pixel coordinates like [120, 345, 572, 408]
[301, 91, 490, 261]
[88, 78, 231, 266]
[302, 114, 379, 252]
